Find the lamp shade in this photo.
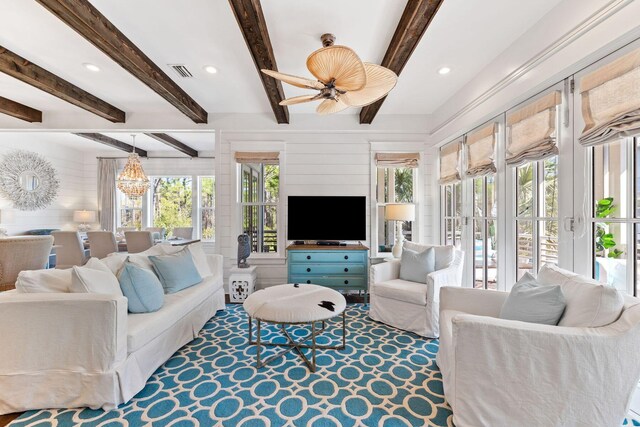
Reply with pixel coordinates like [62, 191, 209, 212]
[73, 210, 96, 223]
[385, 203, 415, 221]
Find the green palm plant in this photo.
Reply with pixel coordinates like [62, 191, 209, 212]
[595, 197, 624, 259]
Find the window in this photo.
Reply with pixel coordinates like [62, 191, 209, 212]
[441, 182, 462, 247]
[151, 177, 193, 237]
[515, 156, 559, 279]
[473, 175, 497, 289]
[376, 166, 416, 253]
[200, 176, 215, 242]
[118, 191, 142, 230]
[239, 163, 279, 254]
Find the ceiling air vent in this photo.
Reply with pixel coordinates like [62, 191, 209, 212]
[168, 64, 193, 78]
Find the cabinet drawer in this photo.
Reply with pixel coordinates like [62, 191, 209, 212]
[290, 276, 367, 289]
[289, 251, 366, 264]
[290, 263, 365, 276]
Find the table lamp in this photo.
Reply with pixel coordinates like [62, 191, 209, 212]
[73, 210, 96, 232]
[385, 203, 415, 258]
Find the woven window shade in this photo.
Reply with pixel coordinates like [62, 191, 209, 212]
[375, 153, 420, 168]
[438, 140, 462, 185]
[506, 91, 561, 165]
[465, 123, 496, 177]
[579, 48, 640, 146]
[234, 152, 280, 165]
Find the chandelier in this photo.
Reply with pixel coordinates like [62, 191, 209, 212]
[116, 134, 150, 198]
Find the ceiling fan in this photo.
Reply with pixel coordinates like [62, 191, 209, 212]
[261, 34, 398, 115]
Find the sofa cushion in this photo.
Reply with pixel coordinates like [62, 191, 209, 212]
[15, 268, 72, 293]
[372, 279, 428, 306]
[403, 241, 455, 271]
[537, 263, 624, 327]
[126, 275, 218, 353]
[149, 247, 202, 294]
[118, 262, 164, 313]
[400, 247, 435, 283]
[70, 259, 123, 296]
[103, 245, 168, 275]
[499, 272, 566, 325]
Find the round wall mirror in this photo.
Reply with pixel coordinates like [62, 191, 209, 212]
[19, 172, 40, 191]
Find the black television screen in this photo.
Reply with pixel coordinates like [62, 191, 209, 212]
[288, 196, 366, 241]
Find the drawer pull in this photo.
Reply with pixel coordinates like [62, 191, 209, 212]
[344, 280, 349, 284]
[306, 268, 311, 272]
[307, 255, 311, 260]
[344, 268, 349, 272]
[306, 280, 311, 284]
[344, 255, 349, 260]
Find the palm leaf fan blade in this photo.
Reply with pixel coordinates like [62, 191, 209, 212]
[261, 69, 325, 90]
[340, 63, 398, 107]
[279, 94, 320, 106]
[316, 98, 349, 115]
[306, 46, 366, 92]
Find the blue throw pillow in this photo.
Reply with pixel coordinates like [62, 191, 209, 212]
[118, 261, 164, 313]
[399, 247, 435, 283]
[148, 247, 202, 294]
[499, 272, 566, 325]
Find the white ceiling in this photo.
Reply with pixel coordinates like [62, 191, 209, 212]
[0, 0, 563, 122]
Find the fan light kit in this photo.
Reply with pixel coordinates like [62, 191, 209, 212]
[261, 34, 398, 115]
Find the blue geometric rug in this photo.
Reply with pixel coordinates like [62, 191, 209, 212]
[10, 304, 640, 427]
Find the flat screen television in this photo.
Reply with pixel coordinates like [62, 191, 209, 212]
[288, 196, 366, 241]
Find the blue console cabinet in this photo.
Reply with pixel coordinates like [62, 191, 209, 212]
[286, 244, 369, 303]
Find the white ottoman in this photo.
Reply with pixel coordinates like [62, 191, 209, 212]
[243, 284, 347, 372]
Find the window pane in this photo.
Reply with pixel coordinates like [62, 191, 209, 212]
[486, 219, 498, 290]
[264, 165, 279, 202]
[152, 177, 193, 235]
[454, 182, 462, 216]
[202, 208, 214, 241]
[486, 175, 496, 218]
[454, 218, 462, 248]
[517, 220, 534, 279]
[474, 220, 485, 288]
[263, 205, 278, 253]
[120, 209, 141, 229]
[594, 221, 627, 290]
[394, 168, 414, 203]
[444, 185, 452, 217]
[200, 177, 214, 208]
[473, 178, 484, 217]
[539, 220, 558, 265]
[542, 157, 558, 218]
[516, 163, 533, 217]
[119, 191, 142, 209]
[593, 141, 627, 219]
[444, 219, 453, 245]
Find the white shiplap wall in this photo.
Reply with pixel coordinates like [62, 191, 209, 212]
[217, 131, 434, 290]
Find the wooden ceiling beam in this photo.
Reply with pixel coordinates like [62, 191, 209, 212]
[145, 133, 198, 157]
[0, 45, 125, 122]
[228, 0, 289, 124]
[36, 0, 208, 124]
[74, 133, 147, 157]
[360, 0, 444, 124]
[0, 96, 42, 122]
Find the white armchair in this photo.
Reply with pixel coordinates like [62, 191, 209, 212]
[369, 244, 463, 338]
[437, 286, 640, 427]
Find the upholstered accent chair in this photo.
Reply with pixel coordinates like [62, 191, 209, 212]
[51, 231, 88, 270]
[124, 231, 154, 254]
[172, 227, 194, 239]
[0, 236, 53, 291]
[86, 231, 118, 259]
[369, 242, 463, 338]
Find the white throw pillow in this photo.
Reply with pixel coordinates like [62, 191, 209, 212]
[103, 245, 167, 274]
[403, 241, 455, 271]
[71, 264, 123, 296]
[537, 263, 624, 327]
[15, 268, 73, 293]
[83, 257, 113, 274]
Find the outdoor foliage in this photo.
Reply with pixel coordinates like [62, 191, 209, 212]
[152, 177, 193, 236]
[595, 197, 624, 258]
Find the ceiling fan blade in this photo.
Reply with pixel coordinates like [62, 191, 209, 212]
[306, 46, 366, 92]
[340, 63, 398, 107]
[261, 69, 325, 90]
[279, 94, 321, 106]
[316, 98, 349, 115]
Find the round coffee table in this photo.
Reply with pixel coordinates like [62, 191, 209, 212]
[243, 284, 347, 372]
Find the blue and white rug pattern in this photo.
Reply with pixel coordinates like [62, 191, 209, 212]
[10, 304, 640, 427]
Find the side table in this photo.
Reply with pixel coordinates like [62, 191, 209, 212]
[229, 266, 257, 303]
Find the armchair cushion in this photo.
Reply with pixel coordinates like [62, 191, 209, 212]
[403, 241, 454, 270]
[372, 279, 428, 305]
[399, 247, 435, 283]
[499, 272, 566, 325]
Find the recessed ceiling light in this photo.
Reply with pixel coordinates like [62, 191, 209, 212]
[203, 65, 218, 74]
[83, 63, 100, 72]
[438, 67, 451, 75]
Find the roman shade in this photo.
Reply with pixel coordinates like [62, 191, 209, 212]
[439, 140, 462, 185]
[375, 153, 420, 168]
[579, 47, 640, 146]
[465, 123, 496, 177]
[506, 91, 561, 165]
[234, 152, 280, 165]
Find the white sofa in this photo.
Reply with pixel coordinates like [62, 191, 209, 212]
[437, 274, 640, 427]
[0, 252, 225, 414]
[369, 243, 463, 338]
